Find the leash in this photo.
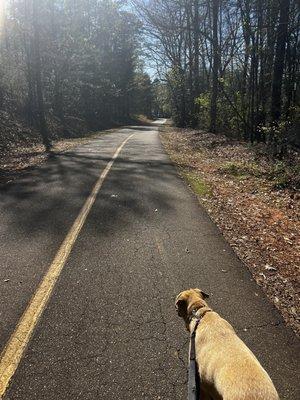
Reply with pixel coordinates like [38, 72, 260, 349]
[188, 317, 201, 400]
[188, 308, 212, 400]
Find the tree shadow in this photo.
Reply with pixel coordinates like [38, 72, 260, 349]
[0, 140, 178, 242]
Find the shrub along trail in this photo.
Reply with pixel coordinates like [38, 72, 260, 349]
[160, 127, 300, 336]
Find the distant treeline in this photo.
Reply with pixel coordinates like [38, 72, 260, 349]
[134, 0, 300, 150]
[0, 0, 153, 151]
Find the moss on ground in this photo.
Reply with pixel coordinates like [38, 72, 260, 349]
[182, 170, 212, 197]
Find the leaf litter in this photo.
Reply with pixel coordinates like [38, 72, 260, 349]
[161, 127, 300, 336]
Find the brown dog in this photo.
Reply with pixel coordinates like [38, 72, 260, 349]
[175, 288, 279, 400]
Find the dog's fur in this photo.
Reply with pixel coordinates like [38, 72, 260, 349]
[175, 288, 279, 400]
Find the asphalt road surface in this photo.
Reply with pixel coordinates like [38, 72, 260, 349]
[0, 120, 299, 399]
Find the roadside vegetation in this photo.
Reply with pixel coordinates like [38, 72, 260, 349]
[161, 125, 300, 336]
[0, 1, 154, 158]
[134, 0, 299, 152]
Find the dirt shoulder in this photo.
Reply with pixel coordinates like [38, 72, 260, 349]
[0, 114, 153, 185]
[160, 126, 300, 336]
[0, 129, 118, 185]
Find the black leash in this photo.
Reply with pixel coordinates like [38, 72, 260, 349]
[188, 318, 201, 400]
[187, 308, 212, 400]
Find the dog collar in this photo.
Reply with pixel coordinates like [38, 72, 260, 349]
[189, 306, 212, 324]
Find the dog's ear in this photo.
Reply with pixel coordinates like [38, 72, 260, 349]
[194, 288, 210, 299]
[176, 299, 187, 317]
[175, 295, 188, 318]
[200, 290, 210, 299]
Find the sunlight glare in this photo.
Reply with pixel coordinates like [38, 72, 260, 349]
[0, 0, 5, 35]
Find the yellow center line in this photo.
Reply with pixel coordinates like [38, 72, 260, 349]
[0, 134, 134, 397]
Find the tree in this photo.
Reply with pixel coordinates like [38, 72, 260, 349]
[210, 0, 219, 133]
[271, 0, 291, 122]
[0, 0, 147, 151]
[132, 0, 299, 149]
[133, 72, 153, 118]
[32, 0, 51, 151]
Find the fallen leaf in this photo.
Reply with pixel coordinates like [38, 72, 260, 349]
[265, 265, 277, 272]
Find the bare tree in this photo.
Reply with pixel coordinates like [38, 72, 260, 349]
[210, 0, 219, 133]
[271, 0, 291, 122]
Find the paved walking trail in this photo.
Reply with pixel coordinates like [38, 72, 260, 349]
[0, 120, 299, 399]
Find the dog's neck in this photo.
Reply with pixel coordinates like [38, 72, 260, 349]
[186, 305, 212, 332]
[190, 305, 212, 320]
[187, 297, 211, 318]
[187, 304, 212, 330]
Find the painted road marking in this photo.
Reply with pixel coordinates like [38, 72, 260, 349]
[0, 134, 134, 397]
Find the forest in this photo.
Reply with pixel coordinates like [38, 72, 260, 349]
[0, 0, 153, 152]
[0, 0, 299, 154]
[135, 0, 299, 151]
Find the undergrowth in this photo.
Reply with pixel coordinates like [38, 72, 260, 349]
[219, 160, 300, 190]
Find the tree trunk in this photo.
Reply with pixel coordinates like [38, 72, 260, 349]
[33, 0, 51, 152]
[271, 0, 290, 122]
[210, 0, 219, 133]
[193, 0, 200, 97]
[50, 0, 64, 122]
[186, 1, 194, 126]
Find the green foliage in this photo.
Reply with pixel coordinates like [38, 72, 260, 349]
[258, 107, 300, 151]
[195, 93, 210, 129]
[270, 161, 300, 190]
[152, 80, 170, 118]
[0, 0, 149, 133]
[195, 90, 243, 136]
[133, 72, 153, 118]
[259, 121, 290, 144]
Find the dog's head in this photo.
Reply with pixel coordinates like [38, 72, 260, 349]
[175, 288, 209, 330]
